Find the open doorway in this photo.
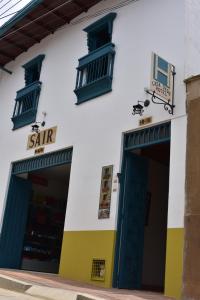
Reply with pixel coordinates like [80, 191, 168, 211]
[139, 142, 169, 291]
[16, 164, 71, 273]
[0, 149, 72, 272]
[114, 136, 170, 292]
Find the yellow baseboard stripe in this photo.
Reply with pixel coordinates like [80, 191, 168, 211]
[164, 228, 184, 299]
[59, 230, 116, 287]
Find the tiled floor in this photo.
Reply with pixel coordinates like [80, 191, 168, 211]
[0, 270, 174, 300]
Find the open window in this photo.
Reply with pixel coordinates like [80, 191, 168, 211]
[11, 54, 45, 130]
[74, 13, 117, 104]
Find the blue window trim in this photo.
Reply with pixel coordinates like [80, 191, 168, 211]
[11, 54, 45, 130]
[74, 13, 117, 104]
[84, 12, 117, 34]
[83, 13, 117, 52]
[84, 12, 117, 52]
[22, 54, 45, 69]
[11, 81, 42, 130]
[22, 54, 45, 86]
[74, 43, 115, 104]
[12, 148, 73, 175]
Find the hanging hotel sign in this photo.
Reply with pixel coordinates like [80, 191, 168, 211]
[27, 126, 57, 150]
[150, 52, 175, 102]
[98, 165, 113, 219]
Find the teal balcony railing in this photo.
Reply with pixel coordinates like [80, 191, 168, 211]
[74, 43, 115, 103]
[12, 81, 42, 130]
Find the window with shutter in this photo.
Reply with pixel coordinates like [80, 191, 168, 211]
[74, 13, 117, 104]
[11, 55, 45, 130]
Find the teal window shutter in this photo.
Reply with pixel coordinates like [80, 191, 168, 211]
[11, 54, 45, 130]
[23, 54, 45, 86]
[74, 13, 117, 104]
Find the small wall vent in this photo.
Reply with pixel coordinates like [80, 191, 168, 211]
[91, 259, 106, 281]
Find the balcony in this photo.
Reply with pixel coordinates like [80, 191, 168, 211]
[12, 81, 42, 130]
[74, 43, 115, 104]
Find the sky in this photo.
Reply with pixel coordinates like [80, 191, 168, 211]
[0, 0, 31, 26]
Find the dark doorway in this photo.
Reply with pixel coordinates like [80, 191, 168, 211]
[0, 149, 72, 272]
[19, 164, 71, 273]
[114, 139, 170, 292]
[140, 142, 169, 292]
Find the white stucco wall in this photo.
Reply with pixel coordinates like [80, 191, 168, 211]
[185, 0, 200, 78]
[168, 116, 187, 228]
[0, 0, 186, 232]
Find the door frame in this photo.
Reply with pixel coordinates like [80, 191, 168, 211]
[0, 147, 73, 269]
[113, 123, 171, 288]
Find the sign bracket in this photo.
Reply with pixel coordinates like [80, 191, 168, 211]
[144, 88, 175, 115]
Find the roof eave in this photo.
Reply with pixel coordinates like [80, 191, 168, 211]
[0, 0, 43, 37]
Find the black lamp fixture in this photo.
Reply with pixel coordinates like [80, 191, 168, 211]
[31, 111, 47, 133]
[31, 121, 45, 133]
[132, 100, 150, 116]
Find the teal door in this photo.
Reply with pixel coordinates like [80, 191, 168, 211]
[0, 175, 32, 268]
[117, 152, 148, 289]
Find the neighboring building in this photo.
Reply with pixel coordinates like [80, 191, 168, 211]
[0, 0, 199, 299]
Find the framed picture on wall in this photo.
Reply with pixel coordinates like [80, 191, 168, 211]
[98, 165, 113, 219]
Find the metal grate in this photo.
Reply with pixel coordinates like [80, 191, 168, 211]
[12, 148, 73, 175]
[124, 122, 170, 150]
[91, 259, 106, 281]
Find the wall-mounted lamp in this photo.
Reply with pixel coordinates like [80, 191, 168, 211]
[31, 111, 47, 133]
[132, 100, 150, 116]
[31, 121, 45, 133]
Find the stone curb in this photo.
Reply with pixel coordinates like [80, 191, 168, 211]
[0, 274, 32, 293]
[0, 274, 105, 300]
[26, 285, 105, 300]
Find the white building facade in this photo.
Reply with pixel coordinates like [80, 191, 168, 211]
[0, 0, 198, 299]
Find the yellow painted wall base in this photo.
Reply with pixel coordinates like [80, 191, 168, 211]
[59, 230, 116, 288]
[164, 228, 184, 299]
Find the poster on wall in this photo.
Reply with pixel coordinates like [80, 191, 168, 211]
[98, 165, 113, 219]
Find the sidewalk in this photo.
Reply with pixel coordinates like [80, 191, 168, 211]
[0, 287, 42, 300]
[0, 269, 174, 300]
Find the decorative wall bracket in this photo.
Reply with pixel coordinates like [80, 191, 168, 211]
[132, 59, 176, 116]
[145, 89, 175, 115]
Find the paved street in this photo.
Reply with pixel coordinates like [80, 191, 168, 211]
[0, 270, 174, 300]
[0, 288, 41, 300]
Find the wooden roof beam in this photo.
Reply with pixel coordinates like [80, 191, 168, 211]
[0, 50, 14, 60]
[13, 26, 41, 43]
[3, 37, 27, 52]
[26, 16, 55, 34]
[41, 3, 69, 24]
[73, 0, 88, 12]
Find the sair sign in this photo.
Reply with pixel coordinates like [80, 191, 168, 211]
[27, 126, 57, 150]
